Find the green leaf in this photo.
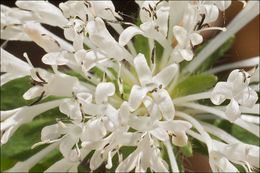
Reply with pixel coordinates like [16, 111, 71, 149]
[171, 74, 217, 98]
[180, 141, 193, 157]
[1, 118, 55, 161]
[0, 158, 17, 172]
[194, 36, 235, 74]
[1, 76, 32, 110]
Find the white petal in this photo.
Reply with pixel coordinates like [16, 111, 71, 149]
[227, 69, 249, 90]
[16, 1, 67, 27]
[23, 22, 61, 52]
[156, 4, 170, 37]
[59, 100, 82, 122]
[172, 131, 188, 147]
[153, 63, 178, 87]
[116, 151, 139, 172]
[86, 119, 106, 141]
[225, 99, 240, 122]
[134, 53, 152, 86]
[86, 17, 132, 62]
[209, 151, 239, 172]
[41, 124, 62, 141]
[237, 87, 258, 108]
[151, 128, 169, 141]
[119, 102, 131, 125]
[1, 48, 31, 74]
[190, 32, 203, 46]
[95, 82, 115, 104]
[119, 26, 144, 46]
[214, 1, 232, 11]
[92, 1, 119, 20]
[89, 149, 104, 171]
[129, 116, 153, 131]
[173, 26, 188, 47]
[23, 86, 43, 100]
[211, 82, 233, 105]
[59, 135, 77, 159]
[153, 89, 175, 120]
[203, 5, 219, 24]
[47, 73, 79, 97]
[42, 52, 68, 66]
[150, 149, 169, 172]
[143, 96, 162, 121]
[128, 85, 148, 111]
[178, 48, 193, 61]
[158, 120, 192, 132]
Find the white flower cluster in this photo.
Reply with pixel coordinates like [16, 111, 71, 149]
[1, 1, 259, 172]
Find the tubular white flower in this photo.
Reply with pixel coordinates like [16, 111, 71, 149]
[1, 99, 66, 145]
[0, 5, 32, 41]
[1, 1, 259, 172]
[116, 133, 169, 172]
[183, 0, 260, 74]
[119, 1, 170, 48]
[86, 17, 133, 64]
[23, 69, 87, 100]
[0, 48, 31, 86]
[211, 69, 258, 122]
[128, 53, 178, 120]
[15, 1, 68, 27]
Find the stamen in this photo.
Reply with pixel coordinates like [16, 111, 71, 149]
[30, 91, 45, 106]
[23, 52, 34, 67]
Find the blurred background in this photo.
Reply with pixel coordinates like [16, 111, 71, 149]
[1, 1, 259, 172]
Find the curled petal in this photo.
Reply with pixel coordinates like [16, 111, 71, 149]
[225, 99, 240, 122]
[178, 48, 193, 61]
[172, 131, 188, 147]
[237, 87, 258, 108]
[211, 82, 233, 105]
[214, 1, 232, 11]
[95, 82, 115, 104]
[203, 4, 219, 24]
[190, 32, 203, 46]
[119, 26, 144, 46]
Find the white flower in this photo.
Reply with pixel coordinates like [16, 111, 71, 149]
[211, 69, 258, 121]
[86, 17, 133, 63]
[128, 53, 178, 120]
[119, 1, 170, 48]
[1, 0, 259, 172]
[209, 151, 239, 172]
[0, 99, 65, 145]
[23, 69, 86, 100]
[0, 48, 31, 86]
[116, 133, 169, 172]
[15, 1, 68, 27]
